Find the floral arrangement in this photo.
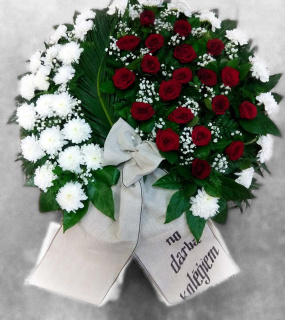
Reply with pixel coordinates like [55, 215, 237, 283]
[11, 0, 282, 241]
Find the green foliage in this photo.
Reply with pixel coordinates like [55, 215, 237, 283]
[39, 191, 60, 213]
[153, 173, 183, 189]
[186, 209, 207, 242]
[63, 200, 89, 232]
[160, 151, 179, 164]
[165, 190, 189, 223]
[220, 176, 253, 201]
[92, 166, 120, 186]
[212, 199, 228, 224]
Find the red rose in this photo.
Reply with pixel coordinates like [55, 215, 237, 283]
[112, 68, 135, 90]
[197, 68, 217, 86]
[239, 101, 257, 119]
[221, 66, 240, 87]
[140, 10, 155, 26]
[212, 95, 230, 115]
[173, 67, 193, 84]
[168, 107, 194, 124]
[131, 102, 155, 121]
[145, 34, 164, 53]
[207, 39, 225, 56]
[174, 44, 197, 63]
[141, 54, 160, 75]
[191, 126, 212, 146]
[156, 128, 180, 152]
[159, 79, 182, 102]
[192, 159, 211, 179]
[225, 141, 244, 161]
[116, 35, 141, 51]
[173, 20, 192, 37]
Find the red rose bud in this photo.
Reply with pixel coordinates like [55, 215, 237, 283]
[145, 34, 164, 53]
[191, 126, 212, 146]
[116, 35, 141, 51]
[173, 67, 193, 84]
[140, 10, 155, 26]
[141, 54, 160, 75]
[112, 68, 135, 90]
[221, 66, 240, 87]
[225, 141, 244, 161]
[197, 68, 217, 86]
[192, 159, 211, 179]
[156, 128, 180, 152]
[173, 20, 192, 37]
[212, 95, 230, 115]
[131, 102, 155, 121]
[159, 79, 182, 102]
[168, 107, 194, 124]
[239, 101, 258, 119]
[207, 39, 225, 56]
[174, 44, 197, 63]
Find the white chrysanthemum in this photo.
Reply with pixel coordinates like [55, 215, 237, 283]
[29, 51, 42, 73]
[107, 0, 128, 15]
[256, 92, 279, 116]
[34, 66, 51, 91]
[35, 94, 54, 118]
[56, 181, 87, 213]
[51, 92, 74, 117]
[62, 118, 92, 144]
[138, 0, 164, 6]
[257, 134, 273, 163]
[235, 167, 255, 189]
[190, 188, 219, 219]
[57, 42, 83, 65]
[34, 162, 57, 192]
[43, 45, 59, 67]
[39, 127, 66, 155]
[16, 103, 36, 130]
[74, 20, 94, 41]
[225, 29, 248, 46]
[57, 146, 83, 173]
[19, 74, 35, 101]
[249, 56, 269, 83]
[21, 135, 45, 162]
[49, 25, 67, 45]
[75, 9, 96, 25]
[198, 11, 221, 31]
[53, 65, 75, 85]
[168, 0, 192, 17]
[81, 144, 103, 171]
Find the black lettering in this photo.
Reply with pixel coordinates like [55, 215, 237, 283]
[177, 252, 186, 265]
[173, 231, 181, 241]
[204, 255, 212, 270]
[170, 254, 181, 274]
[187, 272, 198, 290]
[208, 246, 219, 263]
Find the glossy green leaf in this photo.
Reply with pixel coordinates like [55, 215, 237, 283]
[93, 166, 120, 186]
[212, 199, 228, 224]
[153, 173, 183, 189]
[165, 190, 189, 223]
[220, 176, 252, 201]
[63, 200, 89, 232]
[186, 209, 206, 242]
[39, 191, 60, 213]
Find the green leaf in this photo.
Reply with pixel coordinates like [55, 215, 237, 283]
[39, 191, 60, 213]
[188, 17, 200, 28]
[260, 73, 282, 92]
[214, 19, 238, 38]
[87, 180, 115, 220]
[25, 175, 36, 187]
[226, 58, 239, 69]
[63, 200, 89, 232]
[239, 62, 252, 80]
[204, 183, 221, 197]
[153, 173, 183, 189]
[100, 80, 116, 94]
[160, 151, 179, 164]
[140, 117, 155, 133]
[212, 199, 228, 224]
[186, 209, 206, 242]
[183, 183, 197, 198]
[193, 145, 210, 160]
[93, 166, 120, 186]
[211, 139, 231, 152]
[204, 98, 213, 111]
[177, 165, 194, 181]
[220, 176, 252, 201]
[126, 58, 142, 71]
[272, 92, 283, 104]
[204, 61, 218, 73]
[239, 111, 281, 137]
[165, 190, 189, 223]
[187, 115, 199, 127]
[239, 158, 251, 170]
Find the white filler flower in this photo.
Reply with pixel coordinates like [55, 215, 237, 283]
[75, 9, 96, 25]
[225, 29, 248, 46]
[29, 51, 42, 74]
[57, 42, 84, 65]
[74, 20, 94, 41]
[62, 118, 92, 144]
[81, 144, 103, 171]
[49, 25, 67, 45]
[35, 94, 54, 118]
[19, 74, 35, 101]
[235, 167, 255, 188]
[39, 127, 66, 155]
[249, 56, 269, 82]
[57, 146, 83, 173]
[51, 92, 74, 117]
[190, 188, 219, 219]
[53, 65, 75, 85]
[168, 0, 192, 17]
[257, 134, 273, 163]
[34, 66, 51, 91]
[198, 11, 221, 31]
[108, 0, 129, 15]
[21, 135, 45, 162]
[56, 181, 87, 212]
[43, 45, 59, 68]
[17, 103, 36, 130]
[34, 162, 57, 192]
[256, 92, 279, 116]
